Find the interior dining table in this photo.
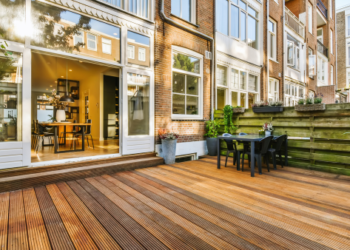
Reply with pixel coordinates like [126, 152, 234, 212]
[217, 134, 288, 177]
[40, 122, 90, 154]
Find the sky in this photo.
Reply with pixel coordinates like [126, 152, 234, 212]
[336, 0, 350, 9]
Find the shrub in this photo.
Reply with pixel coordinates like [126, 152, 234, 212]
[204, 120, 220, 138]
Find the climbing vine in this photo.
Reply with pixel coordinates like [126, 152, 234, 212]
[223, 105, 236, 133]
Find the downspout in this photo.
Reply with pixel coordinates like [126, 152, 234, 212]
[159, 0, 215, 120]
[282, 0, 286, 103]
[266, 0, 269, 101]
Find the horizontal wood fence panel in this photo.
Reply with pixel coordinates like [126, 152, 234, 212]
[215, 103, 350, 176]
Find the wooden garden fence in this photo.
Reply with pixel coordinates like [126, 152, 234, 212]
[214, 103, 350, 176]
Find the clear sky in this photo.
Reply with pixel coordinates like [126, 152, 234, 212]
[336, 0, 350, 9]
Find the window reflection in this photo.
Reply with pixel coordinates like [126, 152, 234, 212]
[31, 0, 121, 63]
[127, 31, 150, 67]
[0, 0, 25, 43]
[172, 53, 200, 73]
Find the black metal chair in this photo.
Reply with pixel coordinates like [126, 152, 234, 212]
[223, 139, 238, 167]
[240, 136, 273, 174]
[75, 119, 94, 149]
[268, 135, 287, 169]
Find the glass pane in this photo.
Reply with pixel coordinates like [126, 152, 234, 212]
[127, 31, 150, 67]
[231, 5, 239, 38]
[240, 92, 246, 107]
[127, 73, 150, 135]
[172, 94, 185, 114]
[248, 7, 257, 18]
[270, 33, 274, 58]
[172, 0, 181, 16]
[248, 93, 257, 108]
[248, 16, 258, 49]
[0, 0, 25, 43]
[231, 92, 238, 106]
[0, 51, 22, 141]
[216, 0, 228, 35]
[248, 74, 258, 91]
[268, 20, 274, 32]
[269, 80, 273, 94]
[239, 0, 247, 10]
[230, 68, 239, 89]
[217, 65, 227, 86]
[240, 71, 246, 89]
[241, 12, 246, 42]
[217, 89, 225, 110]
[186, 96, 198, 115]
[173, 73, 185, 93]
[31, 0, 121, 63]
[231, 0, 238, 4]
[187, 76, 198, 95]
[102, 0, 121, 8]
[182, 0, 191, 21]
[173, 53, 200, 73]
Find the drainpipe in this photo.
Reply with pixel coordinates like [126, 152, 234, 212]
[266, 0, 269, 101]
[159, 0, 215, 120]
[282, 0, 286, 103]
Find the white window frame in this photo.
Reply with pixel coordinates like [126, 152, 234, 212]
[269, 19, 277, 61]
[128, 45, 135, 59]
[171, 0, 196, 23]
[101, 38, 111, 54]
[317, 28, 323, 43]
[308, 48, 316, 77]
[330, 65, 334, 85]
[347, 43, 350, 66]
[287, 35, 300, 70]
[308, 4, 312, 34]
[347, 15, 350, 37]
[129, 0, 150, 19]
[330, 29, 333, 54]
[73, 31, 84, 47]
[87, 33, 97, 51]
[217, 65, 228, 87]
[171, 46, 203, 120]
[268, 78, 279, 102]
[347, 69, 350, 88]
[138, 47, 146, 61]
[284, 82, 304, 106]
[317, 54, 328, 86]
[329, 0, 332, 19]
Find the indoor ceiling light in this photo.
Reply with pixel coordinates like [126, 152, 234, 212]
[59, 60, 75, 103]
[69, 69, 72, 72]
[79, 60, 83, 63]
[61, 76, 64, 78]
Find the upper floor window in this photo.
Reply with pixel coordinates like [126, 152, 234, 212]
[330, 65, 334, 85]
[172, 0, 195, 23]
[308, 4, 312, 34]
[347, 42, 350, 66]
[0, 0, 25, 43]
[329, 0, 332, 19]
[317, 56, 327, 85]
[87, 34, 97, 51]
[216, 0, 259, 50]
[330, 30, 333, 54]
[102, 38, 111, 54]
[347, 16, 350, 37]
[128, 45, 135, 59]
[308, 48, 316, 78]
[74, 31, 84, 46]
[347, 70, 350, 88]
[287, 34, 300, 70]
[138, 48, 146, 61]
[127, 31, 150, 67]
[217, 65, 227, 86]
[268, 78, 279, 102]
[129, 0, 149, 18]
[268, 19, 276, 60]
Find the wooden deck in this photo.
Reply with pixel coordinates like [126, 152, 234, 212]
[1, 156, 350, 249]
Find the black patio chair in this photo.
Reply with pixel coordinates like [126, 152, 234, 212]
[223, 139, 238, 167]
[268, 134, 287, 169]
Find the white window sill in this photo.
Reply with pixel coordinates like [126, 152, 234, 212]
[269, 58, 279, 63]
[287, 65, 300, 72]
[171, 116, 203, 120]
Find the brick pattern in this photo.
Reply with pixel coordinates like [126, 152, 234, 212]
[154, 0, 214, 144]
[317, 85, 336, 103]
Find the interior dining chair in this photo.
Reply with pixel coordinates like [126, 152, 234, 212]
[75, 119, 94, 149]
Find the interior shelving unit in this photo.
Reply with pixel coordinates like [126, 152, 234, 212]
[57, 79, 79, 122]
[0, 82, 19, 141]
[115, 87, 119, 138]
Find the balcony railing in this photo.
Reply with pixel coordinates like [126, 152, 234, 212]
[317, 40, 328, 58]
[285, 7, 305, 39]
[317, 0, 328, 19]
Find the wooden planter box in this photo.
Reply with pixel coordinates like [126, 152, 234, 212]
[232, 107, 245, 113]
[295, 103, 326, 112]
[252, 106, 283, 113]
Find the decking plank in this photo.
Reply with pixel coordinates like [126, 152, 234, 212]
[0, 192, 9, 250]
[66, 180, 145, 250]
[34, 186, 75, 250]
[46, 184, 98, 250]
[22, 188, 51, 250]
[76, 179, 167, 250]
[8, 190, 28, 250]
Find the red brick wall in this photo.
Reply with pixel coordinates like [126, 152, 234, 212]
[317, 85, 336, 103]
[154, 0, 214, 144]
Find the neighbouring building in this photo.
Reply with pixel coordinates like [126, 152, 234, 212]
[154, 0, 214, 160]
[336, 4, 350, 103]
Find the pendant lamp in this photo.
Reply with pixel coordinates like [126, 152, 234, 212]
[59, 59, 75, 103]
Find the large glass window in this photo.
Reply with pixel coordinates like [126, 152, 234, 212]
[127, 31, 150, 67]
[268, 78, 279, 102]
[284, 82, 303, 106]
[287, 34, 300, 70]
[230, 69, 239, 89]
[308, 48, 316, 77]
[172, 0, 191, 22]
[231, 5, 239, 38]
[317, 56, 327, 85]
[217, 65, 227, 86]
[308, 5, 312, 34]
[0, 0, 25, 43]
[129, 0, 149, 18]
[127, 73, 150, 135]
[268, 19, 276, 60]
[0, 51, 22, 142]
[31, 0, 121, 63]
[216, 0, 228, 35]
[231, 91, 238, 106]
[348, 16, 350, 37]
[217, 89, 226, 110]
[172, 51, 201, 118]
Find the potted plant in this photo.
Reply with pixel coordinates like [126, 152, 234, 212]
[295, 93, 326, 112]
[252, 101, 284, 113]
[263, 122, 274, 136]
[159, 129, 179, 164]
[232, 106, 245, 113]
[204, 120, 220, 156]
[223, 105, 236, 133]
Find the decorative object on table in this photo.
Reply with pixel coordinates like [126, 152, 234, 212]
[159, 129, 179, 164]
[223, 105, 236, 133]
[263, 122, 274, 136]
[232, 106, 245, 113]
[295, 93, 326, 112]
[252, 101, 283, 113]
[204, 120, 220, 156]
[47, 89, 69, 122]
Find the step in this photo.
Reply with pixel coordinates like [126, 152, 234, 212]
[0, 156, 164, 192]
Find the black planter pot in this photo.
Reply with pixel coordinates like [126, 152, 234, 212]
[206, 137, 217, 156]
[253, 106, 284, 113]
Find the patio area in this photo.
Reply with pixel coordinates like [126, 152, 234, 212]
[1, 156, 350, 249]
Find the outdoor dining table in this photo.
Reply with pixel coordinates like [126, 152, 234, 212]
[40, 122, 90, 154]
[217, 134, 288, 177]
